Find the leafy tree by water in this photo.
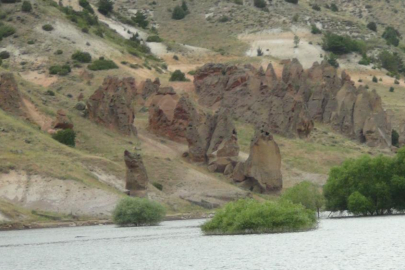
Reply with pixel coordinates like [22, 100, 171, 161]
[113, 197, 166, 226]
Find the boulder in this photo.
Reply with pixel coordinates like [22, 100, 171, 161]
[124, 150, 148, 197]
[87, 77, 137, 136]
[0, 73, 26, 117]
[53, 109, 73, 130]
[232, 125, 282, 193]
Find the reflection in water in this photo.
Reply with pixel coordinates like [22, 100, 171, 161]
[1, 216, 405, 270]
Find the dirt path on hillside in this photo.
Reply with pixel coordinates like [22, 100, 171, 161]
[22, 98, 53, 131]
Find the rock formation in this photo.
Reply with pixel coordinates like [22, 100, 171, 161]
[124, 150, 148, 197]
[0, 73, 26, 117]
[148, 87, 197, 142]
[194, 59, 392, 147]
[53, 109, 73, 130]
[186, 108, 239, 173]
[232, 124, 282, 193]
[140, 78, 160, 100]
[87, 77, 137, 136]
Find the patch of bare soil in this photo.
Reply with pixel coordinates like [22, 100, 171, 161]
[22, 98, 53, 131]
[20, 71, 58, 88]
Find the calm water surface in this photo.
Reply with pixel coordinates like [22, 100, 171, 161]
[1, 216, 405, 270]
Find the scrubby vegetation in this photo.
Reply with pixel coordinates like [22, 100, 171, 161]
[79, 0, 94, 14]
[281, 181, 324, 217]
[21, 1, 33, 13]
[0, 22, 16, 41]
[378, 50, 405, 75]
[132, 11, 149, 29]
[146, 35, 163, 43]
[324, 149, 405, 216]
[311, 24, 322, 34]
[367, 22, 377, 32]
[312, 4, 321, 11]
[49, 65, 71, 76]
[42, 24, 54, 31]
[52, 129, 76, 147]
[382, 26, 401, 47]
[372, 76, 378, 83]
[71, 51, 92, 63]
[201, 199, 317, 235]
[169, 70, 188, 81]
[285, 0, 298, 4]
[326, 53, 339, 68]
[0, 51, 10, 60]
[88, 57, 118, 71]
[330, 3, 338, 12]
[112, 197, 166, 226]
[172, 5, 187, 20]
[98, 0, 113, 16]
[322, 32, 366, 55]
[254, 0, 267, 8]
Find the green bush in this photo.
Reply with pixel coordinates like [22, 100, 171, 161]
[112, 197, 166, 226]
[324, 150, 405, 215]
[0, 51, 10, 59]
[382, 26, 401, 47]
[71, 51, 92, 63]
[132, 11, 148, 29]
[169, 70, 188, 81]
[358, 54, 370, 66]
[312, 4, 321, 11]
[389, 86, 395, 92]
[254, 0, 267, 8]
[79, 0, 94, 13]
[322, 32, 366, 55]
[311, 24, 322, 34]
[234, 0, 243, 5]
[392, 129, 399, 147]
[55, 49, 63, 55]
[281, 181, 324, 216]
[98, 0, 113, 15]
[172, 5, 186, 20]
[42, 24, 54, 31]
[22, 1, 33, 12]
[367, 22, 377, 32]
[49, 65, 71, 76]
[378, 50, 405, 74]
[0, 23, 16, 41]
[257, 47, 263, 56]
[285, 0, 298, 4]
[201, 199, 317, 235]
[88, 58, 118, 71]
[326, 53, 339, 68]
[330, 3, 338, 12]
[372, 76, 378, 83]
[181, 0, 189, 12]
[146, 35, 162, 42]
[52, 129, 76, 147]
[218, 15, 230, 23]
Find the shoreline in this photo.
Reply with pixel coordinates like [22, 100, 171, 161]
[0, 212, 213, 232]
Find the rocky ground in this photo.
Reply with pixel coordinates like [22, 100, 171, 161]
[0, 0, 404, 226]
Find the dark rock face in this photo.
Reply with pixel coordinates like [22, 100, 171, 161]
[53, 109, 73, 130]
[232, 124, 282, 193]
[148, 87, 197, 142]
[87, 77, 137, 136]
[194, 59, 392, 147]
[124, 150, 148, 197]
[0, 73, 26, 116]
[186, 108, 240, 173]
[140, 78, 160, 100]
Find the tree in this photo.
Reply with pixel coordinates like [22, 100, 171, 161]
[281, 181, 324, 217]
[132, 11, 149, 28]
[98, 0, 113, 16]
[254, 0, 267, 8]
[367, 22, 377, 32]
[71, 51, 92, 63]
[172, 5, 186, 20]
[382, 26, 401, 47]
[372, 76, 378, 83]
[79, 0, 94, 13]
[294, 35, 300, 48]
[322, 32, 366, 55]
[378, 50, 405, 74]
[348, 192, 373, 215]
[170, 70, 188, 81]
[21, 1, 32, 12]
[257, 47, 263, 56]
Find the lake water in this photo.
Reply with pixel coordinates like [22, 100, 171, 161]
[1, 216, 405, 270]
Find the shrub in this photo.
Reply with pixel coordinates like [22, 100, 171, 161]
[79, 0, 94, 13]
[152, 182, 163, 191]
[173, 55, 179, 61]
[348, 192, 374, 215]
[389, 86, 395, 92]
[234, 0, 243, 4]
[0, 51, 10, 59]
[49, 65, 71, 76]
[312, 4, 321, 11]
[27, 40, 35, 44]
[71, 51, 92, 63]
[169, 70, 188, 81]
[358, 55, 370, 66]
[45, 90, 55, 96]
[311, 24, 322, 34]
[326, 53, 339, 68]
[330, 3, 338, 12]
[322, 32, 366, 55]
[367, 22, 377, 32]
[257, 47, 263, 56]
[201, 199, 317, 235]
[378, 50, 405, 74]
[88, 58, 118, 71]
[254, 0, 267, 8]
[42, 24, 54, 31]
[392, 129, 399, 147]
[181, 0, 189, 13]
[112, 197, 166, 226]
[218, 15, 230, 23]
[98, 0, 113, 16]
[146, 35, 162, 42]
[132, 11, 148, 29]
[21, 1, 33, 12]
[292, 14, 299, 22]
[52, 129, 76, 147]
[372, 76, 378, 83]
[281, 181, 324, 217]
[172, 5, 186, 20]
[0, 23, 16, 40]
[55, 49, 63, 55]
[285, 0, 298, 4]
[382, 26, 401, 47]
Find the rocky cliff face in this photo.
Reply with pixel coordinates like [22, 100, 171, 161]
[148, 87, 198, 142]
[53, 109, 73, 130]
[87, 77, 137, 136]
[232, 125, 282, 193]
[194, 59, 391, 147]
[124, 150, 148, 197]
[0, 73, 26, 117]
[186, 108, 239, 173]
